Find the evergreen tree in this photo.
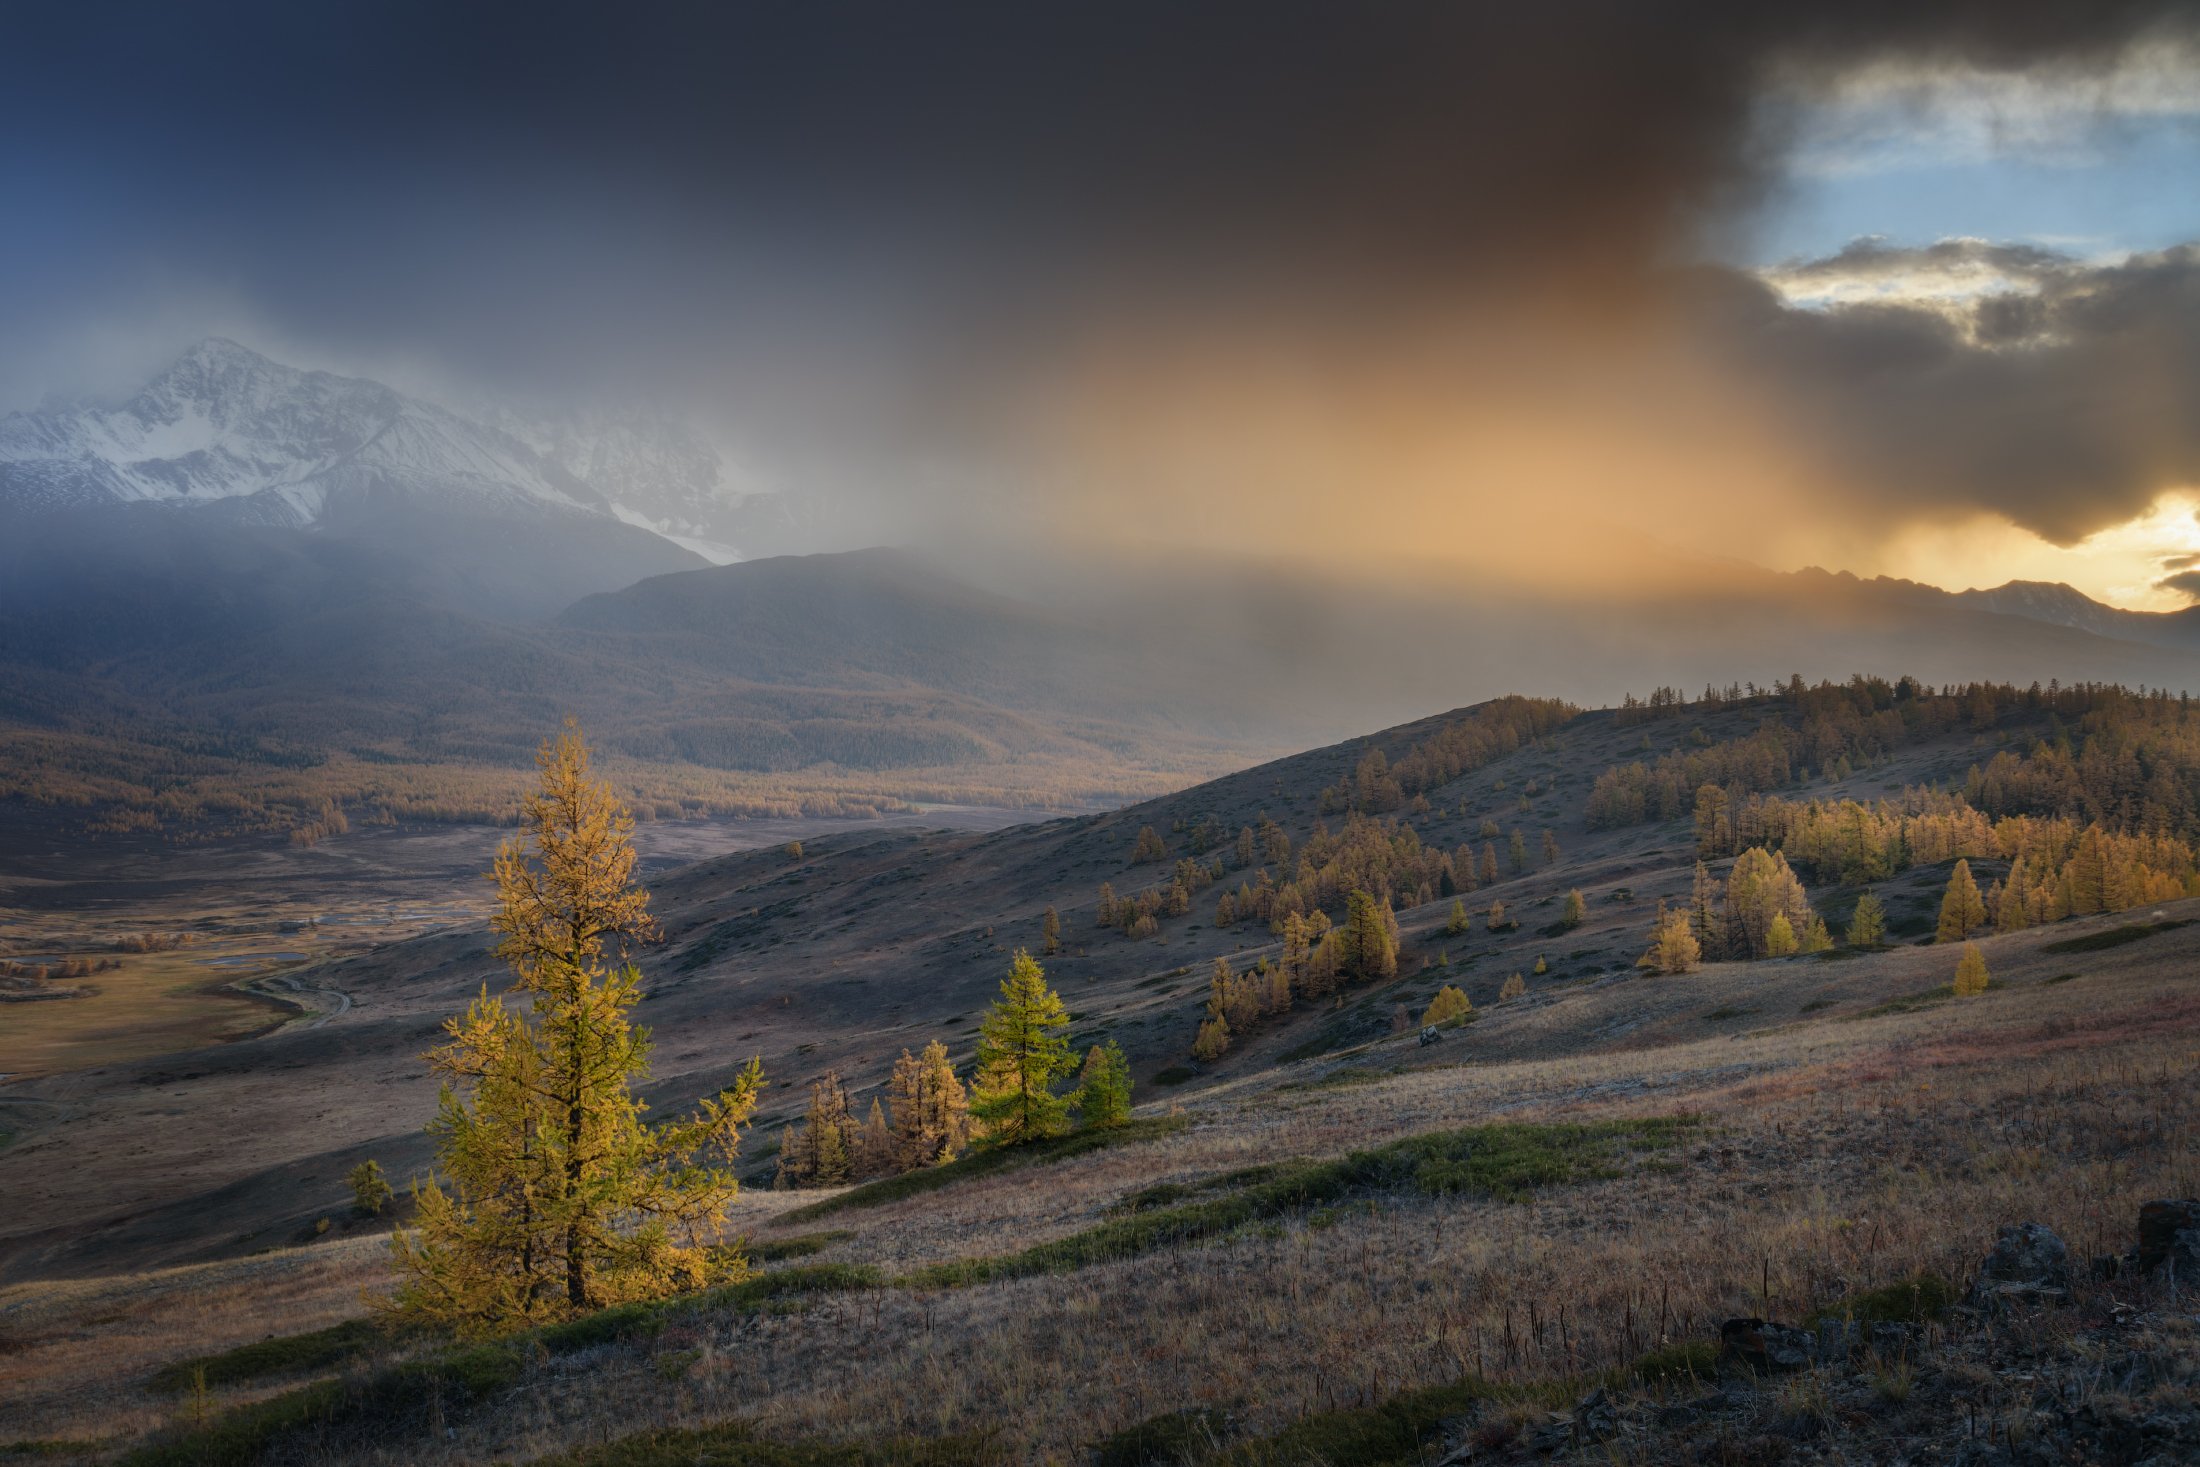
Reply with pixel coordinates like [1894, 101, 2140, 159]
[886, 1041, 970, 1169]
[1953, 941, 1990, 997]
[853, 1098, 895, 1178]
[1560, 889, 1585, 930]
[780, 1072, 856, 1187]
[970, 951, 1075, 1146]
[1422, 984, 1473, 1028]
[1041, 905, 1061, 955]
[392, 725, 761, 1331]
[1936, 859, 1987, 943]
[349, 1159, 392, 1216]
[1645, 906, 1701, 974]
[1340, 889, 1397, 980]
[1764, 911, 1799, 957]
[1075, 1041, 1133, 1128]
[1846, 891, 1886, 948]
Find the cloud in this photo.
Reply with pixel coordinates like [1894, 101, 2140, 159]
[1684, 242, 2200, 547]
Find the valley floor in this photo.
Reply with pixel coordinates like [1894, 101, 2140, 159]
[4, 901, 2195, 1464]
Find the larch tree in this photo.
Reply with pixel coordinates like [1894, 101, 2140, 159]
[1041, 905, 1061, 955]
[1937, 859, 1988, 943]
[1764, 911, 1799, 957]
[1560, 889, 1585, 930]
[1075, 1041, 1133, 1129]
[391, 724, 761, 1332]
[1446, 898, 1471, 936]
[886, 1041, 971, 1169]
[778, 1072, 856, 1188]
[1846, 891, 1886, 948]
[970, 950, 1076, 1146]
[1953, 941, 1990, 997]
[1341, 890, 1397, 981]
[1499, 972, 1528, 1001]
[1645, 905, 1701, 974]
[1422, 984, 1473, 1028]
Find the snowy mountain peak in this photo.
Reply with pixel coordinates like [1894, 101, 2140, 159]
[0, 340, 789, 558]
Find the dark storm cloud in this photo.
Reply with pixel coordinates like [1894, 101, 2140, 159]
[7, 0, 2200, 556]
[1686, 244, 2200, 545]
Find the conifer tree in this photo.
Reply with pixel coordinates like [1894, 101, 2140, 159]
[1191, 1015, 1230, 1062]
[1765, 911, 1799, 957]
[1446, 898, 1471, 936]
[1075, 1041, 1133, 1129]
[854, 1098, 895, 1178]
[349, 1159, 392, 1216]
[1542, 831, 1561, 866]
[779, 1072, 856, 1188]
[1645, 906, 1701, 974]
[970, 951, 1075, 1146]
[1340, 889, 1397, 980]
[886, 1041, 970, 1169]
[1096, 883, 1118, 927]
[1041, 906, 1061, 955]
[1799, 915, 1834, 954]
[1130, 826, 1168, 864]
[1480, 844, 1500, 886]
[1560, 889, 1585, 930]
[1936, 859, 1987, 943]
[1499, 972, 1527, 1001]
[1508, 830, 1529, 872]
[1422, 984, 1473, 1028]
[1952, 941, 1990, 997]
[392, 725, 760, 1330]
[1846, 891, 1886, 948]
[1532, 955, 1547, 975]
[1488, 898, 1509, 930]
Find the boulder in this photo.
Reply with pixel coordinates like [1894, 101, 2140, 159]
[1971, 1221, 2070, 1305]
[2135, 1198, 2200, 1280]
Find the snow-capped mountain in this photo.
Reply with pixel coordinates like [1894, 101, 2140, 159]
[0, 338, 791, 562]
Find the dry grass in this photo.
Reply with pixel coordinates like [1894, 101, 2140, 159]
[13, 909, 2194, 1465]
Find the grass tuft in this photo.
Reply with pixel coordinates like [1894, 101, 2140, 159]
[146, 1317, 396, 1395]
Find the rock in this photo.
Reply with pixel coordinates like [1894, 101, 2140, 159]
[2134, 1198, 2200, 1279]
[1573, 1387, 1619, 1442]
[1719, 1317, 1815, 1372]
[1419, 1025, 1443, 1046]
[1971, 1221, 2070, 1305]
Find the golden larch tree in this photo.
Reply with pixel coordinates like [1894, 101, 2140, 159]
[390, 723, 761, 1332]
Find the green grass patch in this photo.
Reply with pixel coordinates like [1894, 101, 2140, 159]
[1093, 1408, 1231, 1467]
[148, 1317, 396, 1395]
[746, 1229, 853, 1263]
[902, 1117, 1694, 1290]
[525, 1420, 1003, 1466]
[782, 1116, 1188, 1222]
[2039, 919, 2193, 954]
[1808, 1272, 1958, 1327]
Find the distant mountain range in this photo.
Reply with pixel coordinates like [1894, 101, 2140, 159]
[6, 338, 2200, 817]
[0, 339, 800, 615]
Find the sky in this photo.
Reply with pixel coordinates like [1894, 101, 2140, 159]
[9, 2, 2200, 607]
